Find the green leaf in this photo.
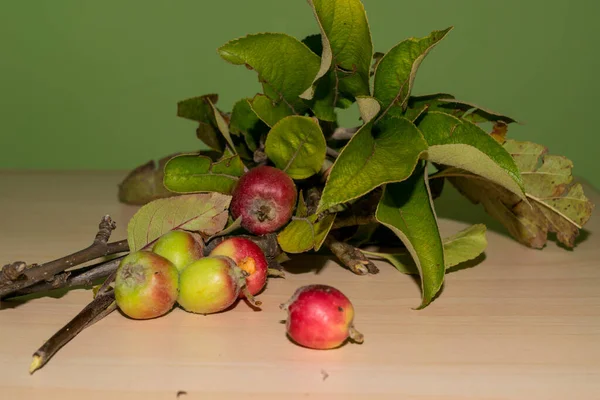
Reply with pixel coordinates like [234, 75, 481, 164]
[373, 28, 452, 117]
[404, 93, 458, 122]
[264, 116, 326, 180]
[364, 224, 488, 274]
[229, 99, 268, 152]
[301, 34, 324, 56]
[249, 94, 295, 127]
[207, 98, 236, 153]
[418, 111, 525, 199]
[177, 94, 218, 122]
[444, 140, 594, 248]
[163, 153, 245, 195]
[305, 70, 337, 122]
[218, 33, 320, 103]
[437, 98, 519, 124]
[318, 116, 428, 213]
[442, 224, 488, 268]
[127, 193, 231, 252]
[277, 191, 335, 253]
[375, 163, 445, 309]
[304, 0, 373, 99]
[177, 94, 224, 152]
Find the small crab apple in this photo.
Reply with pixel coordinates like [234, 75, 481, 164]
[114, 251, 179, 319]
[151, 230, 204, 272]
[177, 255, 261, 314]
[209, 237, 268, 297]
[280, 284, 364, 350]
[230, 165, 297, 235]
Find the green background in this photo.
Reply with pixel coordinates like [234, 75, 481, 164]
[1, 1, 598, 188]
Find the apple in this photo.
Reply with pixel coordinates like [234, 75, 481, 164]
[177, 255, 260, 314]
[151, 230, 204, 272]
[230, 166, 297, 235]
[114, 251, 179, 319]
[280, 284, 364, 349]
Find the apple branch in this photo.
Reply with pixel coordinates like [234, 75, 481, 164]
[324, 235, 379, 275]
[5, 257, 123, 299]
[29, 288, 117, 374]
[0, 216, 128, 299]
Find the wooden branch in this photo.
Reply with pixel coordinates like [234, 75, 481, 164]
[324, 236, 379, 275]
[0, 216, 128, 299]
[5, 257, 122, 299]
[29, 288, 117, 374]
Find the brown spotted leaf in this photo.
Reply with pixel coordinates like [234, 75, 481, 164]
[441, 140, 594, 248]
[127, 193, 231, 252]
[118, 154, 178, 205]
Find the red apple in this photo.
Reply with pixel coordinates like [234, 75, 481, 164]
[280, 284, 364, 349]
[209, 237, 268, 297]
[230, 165, 297, 235]
[114, 251, 179, 319]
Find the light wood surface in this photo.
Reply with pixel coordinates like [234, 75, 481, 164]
[1, 171, 599, 400]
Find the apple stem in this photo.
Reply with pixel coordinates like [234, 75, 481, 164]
[267, 268, 285, 278]
[348, 325, 364, 344]
[241, 286, 262, 309]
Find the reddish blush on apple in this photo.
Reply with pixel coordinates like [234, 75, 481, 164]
[209, 237, 268, 297]
[114, 251, 179, 320]
[230, 166, 297, 235]
[280, 284, 364, 349]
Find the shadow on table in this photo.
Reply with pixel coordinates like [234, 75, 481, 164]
[0, 286, 87, 310]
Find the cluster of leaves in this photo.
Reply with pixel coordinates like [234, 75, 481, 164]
[120, 0, 593, 309]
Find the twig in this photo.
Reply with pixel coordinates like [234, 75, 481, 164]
[324, 236, 379, 275]
[29, 288, 117, 374]
[5, 257, 122, 299]
[305, 187, 322, 215]
[0, 216, 128, 299]
[326, 147, 340, 159]
[331, 126, 359, 141]
[332, 215, 376, 230]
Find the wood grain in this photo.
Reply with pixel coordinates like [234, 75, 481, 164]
[0, 171, 599, 400]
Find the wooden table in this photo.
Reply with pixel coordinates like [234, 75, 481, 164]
[0, 171, 598, 400]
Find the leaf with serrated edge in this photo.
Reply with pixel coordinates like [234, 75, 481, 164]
[375, 163, 445, 308]
[442, 140, 594, 248]
[364, 224, 487, 274]
[303, 0, 373, 100]
[177, 94, 218, 122]
[305, 70, 338, 122]
[163, 153, 244, 194]
[437, 98, 519, 124]
[317, 116, 428, 213]
[250, 94, 295, 127]
[127, 193, 231, 252]
[418, 111, 525, 199]
[177, 94, 224, 152]
[229, 99, 268, 152]
[218, 33, 320, 104]
[265, 116, 326, 180]
[374, 28, 452, 118]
